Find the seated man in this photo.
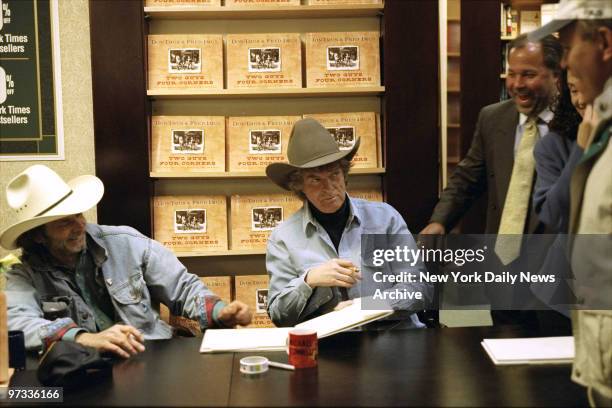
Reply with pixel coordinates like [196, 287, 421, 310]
[265, 118, 431, 327]
[0, 165, 251, 358]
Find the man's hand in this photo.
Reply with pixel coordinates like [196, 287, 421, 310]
[75, 324, 145, 359]
[419, 222, 446, 235]
[218, 301, 252, 328]
[577, 104, 597, 149]
[305, 259, 361, 288]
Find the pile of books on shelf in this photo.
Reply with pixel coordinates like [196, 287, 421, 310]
[147, 31, 381, 91]
[145, 0, 383, 7]
[152, 189, 383, 253]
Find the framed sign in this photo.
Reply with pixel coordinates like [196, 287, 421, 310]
[0, 0, 64, 161]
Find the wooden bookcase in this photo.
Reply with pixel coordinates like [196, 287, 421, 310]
[89, 0, 440, 272]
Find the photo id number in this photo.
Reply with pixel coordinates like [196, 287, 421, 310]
[6, 387, 63, 402]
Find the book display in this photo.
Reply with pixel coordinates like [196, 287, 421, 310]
[303, 112, 379, 168]
[153, 195, 228, 253]
[147, 34, 223, 91]
[151, 116, 226, 173]
[305, 31, 380, 88]
[226, 0, 300, 7]
[146, 0, 220, 5]
[307, 0, 382, 4]
[227, 115, 300, 172]
[230, 193, 302, 250]
[226, 33, 302, 89]
[234, 275, 276, 328]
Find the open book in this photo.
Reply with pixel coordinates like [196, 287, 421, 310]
[481, 336, 574, 365]
[200, 297, 393, 353]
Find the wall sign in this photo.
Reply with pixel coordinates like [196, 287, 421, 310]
[0, 0, 64, 161]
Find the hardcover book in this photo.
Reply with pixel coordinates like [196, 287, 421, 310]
[145, 0, 221, 6]
[305, 31, 380, 88]
[234, 275, 275, 328]
[349, 188, 383, 202]
[151, 116, 225, 173]
[227, 115, 300, 172]
[230, 193, 302, 250]
[160, 276, 232, 335]
[226, 33, 302, 89]
[307, 0, 382, 4]
[226, 0, 299, 6]
[303, 112, 379, 168]
[153, 195, 228, 253]
[147, 34, 223, 90]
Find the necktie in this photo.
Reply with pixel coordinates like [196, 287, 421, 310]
[495, 118, 538, 265]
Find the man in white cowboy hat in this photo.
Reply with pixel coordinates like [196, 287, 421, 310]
[530, 1, 612, 405]
[0, 165, 251, 358]
[265, 118, 432, 328]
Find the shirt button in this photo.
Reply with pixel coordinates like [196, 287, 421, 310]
[575, 369, 581, 377]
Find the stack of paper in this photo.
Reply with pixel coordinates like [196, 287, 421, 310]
[481, 336, 574, 365]
[200, 297, 393, 353]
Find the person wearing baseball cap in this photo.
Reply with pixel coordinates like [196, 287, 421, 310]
[264, 118, 432, 328]
[1, 165, 251, 357]
[531, 1, 611, 405]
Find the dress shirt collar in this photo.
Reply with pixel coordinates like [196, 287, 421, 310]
[518, 107, 554, 126]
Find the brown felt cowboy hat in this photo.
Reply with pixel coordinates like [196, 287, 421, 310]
[265, 117, 360, 190]
[0, 165, 104, 250]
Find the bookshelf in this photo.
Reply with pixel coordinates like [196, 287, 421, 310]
[89, 1, 441, 273]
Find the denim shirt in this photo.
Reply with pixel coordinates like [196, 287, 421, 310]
[266, 197, 432, 327]
[6, 224, 222, 350]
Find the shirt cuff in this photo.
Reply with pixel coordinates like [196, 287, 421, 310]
[62, 328, 88, 342]
[211, 300, 227, 327]
[299, 270, 315, 297]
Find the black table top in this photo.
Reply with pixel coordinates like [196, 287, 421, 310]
[7, 327, 587, 407]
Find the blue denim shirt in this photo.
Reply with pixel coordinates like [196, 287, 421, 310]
[266, 197, 432, 327]
[6, 224, 223, 350]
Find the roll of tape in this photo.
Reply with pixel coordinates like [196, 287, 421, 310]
[240, 356, 269, 375]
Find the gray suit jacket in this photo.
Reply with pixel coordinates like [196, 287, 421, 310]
[430, 99, 542, 234]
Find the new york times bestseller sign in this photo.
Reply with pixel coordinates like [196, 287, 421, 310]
[0, 0, 64, 161]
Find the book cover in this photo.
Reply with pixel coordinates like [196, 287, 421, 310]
[226, 0, 299, 6]
[226, 33, 302, 89]
[147, 34, 223, 90]
[349, 188, 383, 202]
[145, 0, 220, 6]
[303, 112, 379, 168]
[230, 193, 302, 250]
[307, 0, 382, 4]
[234, 275, 275, 328]
[305, 31, 380, 88]
[227, 115, 300, 172]
[160, 276, 232, 335]
[153, 195, 228, 253]
[151, 116, 225, 173]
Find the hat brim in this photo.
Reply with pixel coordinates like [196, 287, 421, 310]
[266, 137, 361, 190]
[0, 175, 104, 250]
[528, 18, 574, 41]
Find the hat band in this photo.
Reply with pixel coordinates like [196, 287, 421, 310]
[34, 190, 74, 217]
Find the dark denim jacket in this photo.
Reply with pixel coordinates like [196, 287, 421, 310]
[6, 224, 220, 349]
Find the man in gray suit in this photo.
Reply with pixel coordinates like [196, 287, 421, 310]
[420, 34, 563, 326]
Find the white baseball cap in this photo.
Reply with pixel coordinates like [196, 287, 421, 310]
[529, 0, 612, 41]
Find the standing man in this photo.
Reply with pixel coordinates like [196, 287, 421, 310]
[530, 1, 611, 405]
[0, 165, 251, 357]
[419, 34, 563, 326]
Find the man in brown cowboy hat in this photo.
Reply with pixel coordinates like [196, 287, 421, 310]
[0, 165, 251, 358]
[265, 118, 431, 327]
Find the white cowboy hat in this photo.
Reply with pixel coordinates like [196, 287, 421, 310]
[0, 165, 104, 250]
[529, 0, 612, 41]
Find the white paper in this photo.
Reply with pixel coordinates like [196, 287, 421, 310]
[481, 336, 574, 365]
